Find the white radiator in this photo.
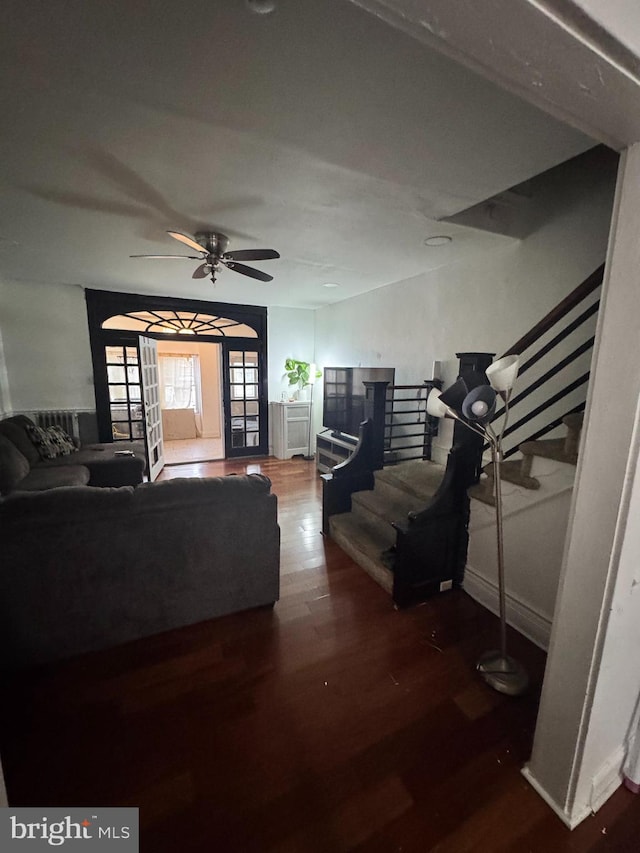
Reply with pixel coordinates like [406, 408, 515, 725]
[32, 409, 80, 440]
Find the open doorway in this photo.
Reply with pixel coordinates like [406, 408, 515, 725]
[157, 339, 224, 465]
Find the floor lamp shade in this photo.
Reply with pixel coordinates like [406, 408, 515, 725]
[438, 378, 470, 412]
[462, 385, 497, 424]
[426, 388, 452, 419]
[486, 355, 520, 394]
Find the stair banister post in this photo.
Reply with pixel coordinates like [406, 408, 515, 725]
[454, 353, 495, 486]
[363, 380, 389, 471]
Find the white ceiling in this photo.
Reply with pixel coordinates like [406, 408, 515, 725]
[0, 0, 595, 309]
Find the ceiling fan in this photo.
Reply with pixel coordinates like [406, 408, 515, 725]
[130, 231, 280, 284]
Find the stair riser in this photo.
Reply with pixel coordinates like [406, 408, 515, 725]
[329, 521, 394, 593]
[349, 502, 397, 548]
[371, 477, 417, 506]
[528, 453, 578, 481]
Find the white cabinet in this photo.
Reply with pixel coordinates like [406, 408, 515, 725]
[270, 402, 311, 459]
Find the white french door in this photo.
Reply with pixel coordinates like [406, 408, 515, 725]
[139, 335, 165, 481]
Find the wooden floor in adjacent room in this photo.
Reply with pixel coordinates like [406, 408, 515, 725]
[1, 456, 638, 851]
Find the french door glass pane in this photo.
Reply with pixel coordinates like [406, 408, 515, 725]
[107, 366, 126, 383]
[105, 344, 143, 441]
[228, 349, 261, 452]
[109, 385, 128, 403]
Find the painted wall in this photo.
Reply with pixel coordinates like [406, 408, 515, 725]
[156, 339, 222, 439]
[0, 279, 95, 412]
[0, 281, 316, 428]
[573, 411, 640, 812]
[314, 149, 616, 462]
[0, 321, 12, 419]
[466, 457, 576, 651]
[267, 306, 316, 402]
[316, 151, 615, 456]
[573, 0, 640, 58]
[526, 142, 640, 824]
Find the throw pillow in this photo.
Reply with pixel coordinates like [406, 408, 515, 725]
[26, 424, 77, 460]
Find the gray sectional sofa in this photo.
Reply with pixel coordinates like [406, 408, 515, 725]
[0, 415, 146, 493]
[0, 474, 280, 667]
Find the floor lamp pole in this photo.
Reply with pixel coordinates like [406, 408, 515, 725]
[303, 383, 314, 461]
[476, 432, 529, 696]
[492, 439, 508, 660]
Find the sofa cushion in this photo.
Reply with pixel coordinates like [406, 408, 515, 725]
[16, 465, 90, 491]
[0, 483, 135, 523]
[26, 423, 76, 460]
[134, 473, 272, 511]
[46, 425, 77, 455]
[0, 434, 30, 495]
[39, 442, 146, 487]
[0, 416, 41, 466]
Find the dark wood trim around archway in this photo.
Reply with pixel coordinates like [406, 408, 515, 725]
[85, 289, 269, 457]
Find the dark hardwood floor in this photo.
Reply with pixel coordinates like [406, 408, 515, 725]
[1, 456, 638, 851]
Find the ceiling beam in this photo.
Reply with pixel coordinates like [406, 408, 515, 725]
[348, 0, 640, 150]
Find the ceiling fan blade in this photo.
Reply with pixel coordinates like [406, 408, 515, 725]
[224, 261, 273, 282]
[167, 230, 206, 254]
[192, 263, 209, 279]
[130, 254, 200, 259]
[224, 249, 280, 261]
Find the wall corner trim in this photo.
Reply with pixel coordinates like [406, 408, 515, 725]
[521, 765, 590, 830]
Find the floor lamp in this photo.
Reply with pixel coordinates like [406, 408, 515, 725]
[303, 363, 317, 461]
[426, 356, 528, 696]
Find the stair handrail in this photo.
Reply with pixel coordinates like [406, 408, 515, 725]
[492, 262, 604, 457]
[501, 263, 604, 359]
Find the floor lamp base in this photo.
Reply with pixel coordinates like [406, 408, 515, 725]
[476, 650, 529, 696]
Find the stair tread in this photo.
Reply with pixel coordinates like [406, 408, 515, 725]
[485, 460, 540, 489]
[352, 486, 428, 526]
[562, 412, 584, 431]
[374, 460, 445, 502]
[520, 438, 578, 465]
[468, 479, 496, 506]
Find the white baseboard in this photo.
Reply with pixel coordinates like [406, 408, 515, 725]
[463, 564, 552, 650]
[590, 745, 624, 813]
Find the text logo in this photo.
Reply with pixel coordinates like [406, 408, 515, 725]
[1, 808, 138, 850]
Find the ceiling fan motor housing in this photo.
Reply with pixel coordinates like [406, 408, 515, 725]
[196, 231, 229, 257]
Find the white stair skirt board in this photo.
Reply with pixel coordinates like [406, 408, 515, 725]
[467, 454, 577, 649]
[521, 744, 625, 828]
[463, 565, 553, 650]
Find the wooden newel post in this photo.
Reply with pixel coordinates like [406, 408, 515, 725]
[454, 352, 495, 486]
[363, 380, 389, 471]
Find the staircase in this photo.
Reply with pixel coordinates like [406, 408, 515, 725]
[323, 265, 603, 615]
[468, 413, 584, 505]
[329, 460, 446, 595]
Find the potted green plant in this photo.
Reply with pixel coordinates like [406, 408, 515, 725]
[284, 359, 321, 399]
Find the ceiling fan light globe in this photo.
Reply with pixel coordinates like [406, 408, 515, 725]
[246, 0, 276, 13]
